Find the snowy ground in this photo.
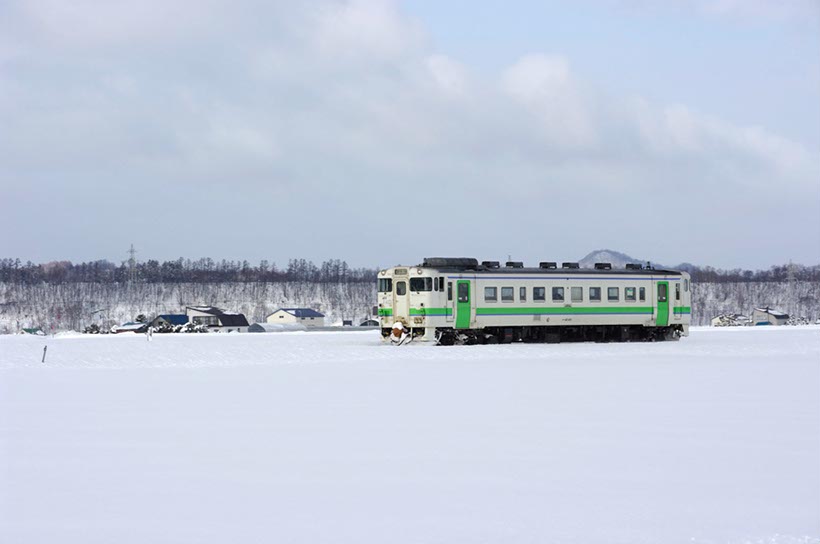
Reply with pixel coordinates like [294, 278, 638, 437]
[1, 327, 818, 544]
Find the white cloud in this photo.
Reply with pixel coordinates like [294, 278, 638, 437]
[0, 0, 816, 267]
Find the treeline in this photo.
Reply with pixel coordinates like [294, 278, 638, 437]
[682, 263, 820, 283]
[0, 258, 378, 284]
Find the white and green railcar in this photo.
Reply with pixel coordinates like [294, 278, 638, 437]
[378, 257, 691, 344]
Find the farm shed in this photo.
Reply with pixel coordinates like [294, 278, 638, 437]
[266, 308, 325, 327]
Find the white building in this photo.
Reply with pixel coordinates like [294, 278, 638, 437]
[185, 306, 249, 332]
[710, 314, 750, 327]
[266, 308, 325, 327]
[752, 307, 789, 326]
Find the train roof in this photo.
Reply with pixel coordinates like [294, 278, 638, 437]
[405, 257, 685, 276]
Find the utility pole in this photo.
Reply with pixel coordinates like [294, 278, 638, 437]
[127, 244, 137, 284]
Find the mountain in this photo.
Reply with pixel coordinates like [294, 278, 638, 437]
[578, 249, 647, 269]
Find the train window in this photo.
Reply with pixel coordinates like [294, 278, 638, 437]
[658, 283, 668, 302]
[534, 287, 546, 301]
[552, 287, 564, 302]
[684, 279, 689, 292]
[396, 281, 407, 296]
[447, 282, 453, 301]
[458, 283, 469, 302]
[484, 286, 497, 302]
[625, 287, 636, 301]
[440, 277, 445, 291]
[571, 287, 583, 302]
[433, 277, 438, 291]
[589, 287, 601, 301]
[378, 278, 392, 292]
[675, 283, 681, 301]
[410, 277, 432, 292]
[639, 287, 646, 301]
[608, 287, 619, 301]
[520, 287, 526, 302]
[501, 287, 514, 301]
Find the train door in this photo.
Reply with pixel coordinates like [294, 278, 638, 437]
[393, 279, 409, 323]
[656, 281, 669, 326]
[673, 281, 682, 320]
[456, 280, 471, 329]
[445, 280, 454, 323]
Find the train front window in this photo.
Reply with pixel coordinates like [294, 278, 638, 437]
[378, 278, 392, 292]
[396, 281, 406, 296]
[410, 277, 432, 292]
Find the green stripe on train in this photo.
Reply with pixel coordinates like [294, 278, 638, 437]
[673, 306, 691, 313]
[475, 306, 654, 316]
[410, 307, 453, 316]
[378, 308, 393, 316]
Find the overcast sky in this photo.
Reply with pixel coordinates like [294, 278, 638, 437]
[1, 0, 818, 270]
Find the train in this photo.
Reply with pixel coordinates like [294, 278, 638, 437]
[378, 257, 691, 344]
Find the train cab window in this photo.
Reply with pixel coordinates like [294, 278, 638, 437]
[520, 287, 527, 302]
[433, 277, 438, 291]
[457, 283, 469, 302]
[534, 287, 546, 301]
[396, 281, 406, 296]
[658, 284, 668, 302]
[625, 287, 636, 301]
[552, 287, 564, 302]
[639, 287, 646, 301]
[571, 287, 583, 302]
[410, 277, 432, 292]
[675, 283, 681, 301]
[501, 287, 514, 302]
[684, 279, 689, 292]
[607, 287, 619, 301]
[447, 282, 453, 301]
[589, 287, 601, 301]
[378, 278, 392, 292]
[484, 286, 497, 302]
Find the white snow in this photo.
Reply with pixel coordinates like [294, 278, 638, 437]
[1, 327, 818, 543]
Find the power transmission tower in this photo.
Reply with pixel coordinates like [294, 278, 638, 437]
[127, 244, 138, 284]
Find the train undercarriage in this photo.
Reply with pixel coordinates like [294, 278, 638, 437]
[383, 324, 684, 345]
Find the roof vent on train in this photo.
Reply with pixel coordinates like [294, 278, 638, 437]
[562, 262, 580, 269]
[625, 263, 643, 270]
[505, 261, 524, 268]
[594, 262, 612, 270]
[481, 260, 500, 269]
[422, 257, 478, 268]
[539, 261, 558, 269]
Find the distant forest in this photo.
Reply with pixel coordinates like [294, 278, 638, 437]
[0, 258, 378, 284]
[0, 257, 818, 285]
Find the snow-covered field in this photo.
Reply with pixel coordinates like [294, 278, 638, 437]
[1, 327, 818, 544]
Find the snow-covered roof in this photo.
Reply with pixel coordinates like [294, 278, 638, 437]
[186, 306, 224, 315]
[754, 308, 788, 317]
[248, 323, 308, 333]
[272, 308, 325, 318]
[218, 314, 249, 327]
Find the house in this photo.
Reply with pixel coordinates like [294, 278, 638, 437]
[150, 314, 189, 330]
[752, 307, 789, 326]
[266, 308, 325, 327]
[185, 306, 250, 332]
